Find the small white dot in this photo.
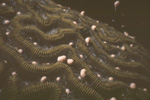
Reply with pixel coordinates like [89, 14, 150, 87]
[73, 21, 77, 25]
[103, 41, 107, 44]
[4, 60, 7, 63]
[85, 37, 91, 46]
[115, 67, 120, 70]
[29, 37, 32, 40]
[110, 97, 117, 100]
[97, 74, 101, 78]
[67, 59, 74, 65]
[65, 88, 70, 95]
[89, 65, 92, 68]
[68, 7, 71, 9]
[4, 20, 10, 24]
[40, 76, 47, 82]
[12, 72, 16, 76]
[114, 0, 120, 5]
[32, 61, 37, 65]
[80, 69, 86, 78]
[96, 20, 99, 23]
[108, 77, 113, 81]
[131, 60, 135, 62]
[112, 19, 115, 22]
[91, 25, 96, 31]
[129, 35, 135, 39]
[57, 4, 62, 7]
[79, 54, 83, 59]
[130, 83, 136, 89]
[69, 42, 73, 46]
[130, 44, 133, 47]
[110, 54, 115, 58]
[24, 82, 29, 86]
[121, 46, 125, 51]
[116, 45, 120, 48]
[1, 3, 6, 6]
[18, 49, 23, 53]
[17, 11, 21, 15]
[57, 55, 67, 62]
[143, 88, 147, 92]
[33, 42, 37, 46]
[56, 77, 61, 82]
[124, 31, 129, 37]
[63, 9, 66, 12]
[5, 32, 10, 35]
[100, 59, 103, 62]
[121, 25, 125, 28]
[80, 11, 85, 16]
[78, 76, 82, 80]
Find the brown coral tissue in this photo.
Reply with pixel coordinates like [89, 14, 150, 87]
[0, 0, 150, 100]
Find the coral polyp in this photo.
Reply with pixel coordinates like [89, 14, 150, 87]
[0, 0, 150, 100]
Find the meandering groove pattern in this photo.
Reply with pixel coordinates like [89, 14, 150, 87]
[0, 0, 150, 100]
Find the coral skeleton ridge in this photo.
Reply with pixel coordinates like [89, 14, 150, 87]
[0, 0, 150, 100]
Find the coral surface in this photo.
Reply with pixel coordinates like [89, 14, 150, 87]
[0, 0, 150, 100]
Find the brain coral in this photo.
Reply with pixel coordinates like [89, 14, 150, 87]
[0, 0, 150, 100]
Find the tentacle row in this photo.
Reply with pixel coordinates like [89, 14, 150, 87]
[0, 0, 150, 100]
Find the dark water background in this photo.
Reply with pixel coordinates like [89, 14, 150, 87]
[54, 0, 150, 51]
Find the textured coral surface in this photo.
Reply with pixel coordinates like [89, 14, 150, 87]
[0, 0, 150, 100]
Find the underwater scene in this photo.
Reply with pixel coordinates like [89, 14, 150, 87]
[0, 0, 150, 100]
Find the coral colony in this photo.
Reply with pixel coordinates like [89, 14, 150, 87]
[0, 0, 150, 100]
